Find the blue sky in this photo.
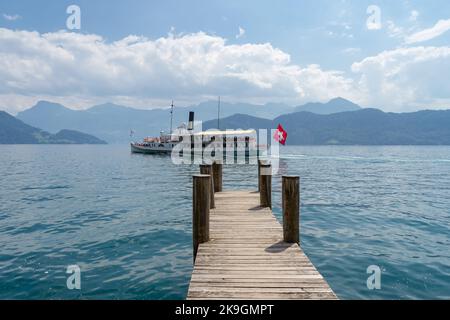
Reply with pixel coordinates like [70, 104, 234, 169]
[1, 0, 450, 113]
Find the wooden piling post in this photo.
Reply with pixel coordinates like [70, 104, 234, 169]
[212, 160, 223, 192]
[193, 174, 211, 262]
[259, 163, 272, 208]
[257, 160, 262, 191]
[282, 176, 300, 244]
[200, 164, 215, 209]
[257, 159, 267, 192]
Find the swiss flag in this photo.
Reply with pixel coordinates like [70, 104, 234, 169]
[274, 124, 288, 145]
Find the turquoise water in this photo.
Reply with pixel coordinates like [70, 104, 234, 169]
[0, 145, 450, 299]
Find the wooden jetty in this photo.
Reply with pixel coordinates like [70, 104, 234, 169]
[187, 161, 337, 300]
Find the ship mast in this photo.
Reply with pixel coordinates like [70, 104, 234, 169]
[217, 96, 221, 130]
[170, 100, 174, 135]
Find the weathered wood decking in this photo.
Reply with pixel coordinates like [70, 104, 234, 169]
[187, 190, 337, 300]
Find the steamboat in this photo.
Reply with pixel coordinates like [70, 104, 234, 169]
[130, 101, 258, 157]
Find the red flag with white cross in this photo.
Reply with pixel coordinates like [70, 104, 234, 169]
[274, 124, 288, 145]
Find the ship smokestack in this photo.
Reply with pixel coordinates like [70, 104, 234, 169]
[188, 111, 194, 131]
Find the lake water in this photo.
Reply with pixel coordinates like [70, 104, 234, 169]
[0, 145, 450, 299]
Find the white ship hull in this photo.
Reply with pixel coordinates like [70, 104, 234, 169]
[130, 142, 174, 154]
[131, 142, 260, 159]
[131, 128, 259, 157]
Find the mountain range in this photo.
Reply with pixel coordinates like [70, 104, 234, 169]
[203, 108, 450, 145]
[16, 98, 360, 143]
[0, 111, 106, 144]
[8, 97, 450, 145]
[293, 97, 361, 114]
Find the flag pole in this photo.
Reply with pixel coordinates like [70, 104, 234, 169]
[170, 100, 174, 135]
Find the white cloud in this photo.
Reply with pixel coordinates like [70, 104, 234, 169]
[352, 46, 450, 110]
[236, 26, 245, 39]
[405, 19, 450, 44]
[2, 28, 449, 114]
[342, 47, 361, 55]
[386, 20, 404, 39]
[2, 13, 21, 21]
[0, 28, 357, 113]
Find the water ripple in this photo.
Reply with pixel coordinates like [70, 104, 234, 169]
[1, 145, 450, 299]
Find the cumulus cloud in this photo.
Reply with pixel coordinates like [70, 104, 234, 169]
[236, 26, 245, 39]
[2, 13, 21, 21]
[342, 47, 361, 55]
[352, 46, 450, 110]
[0, 28, 357, 113]
[386, 20, 404, 39]
[1, 27, 449, 114]
[405, 19, 450, 44]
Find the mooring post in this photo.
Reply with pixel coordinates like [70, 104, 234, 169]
[200, 164, 215, 209]
[212, 160, 223, 192]
[193, 174, 211, 263]
[257, 159, 267, 192]
[282, 176, 300, 244]
[258, 160, 262, 191]
[259, 163, 272, 208]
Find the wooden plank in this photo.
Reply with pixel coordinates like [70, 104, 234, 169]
[189, 283, 332, 288]
[190, 278, 332, 284]
[187, 190, 337, 300]
[189, 287, 332, 292]
[188, 291, 337, 300]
